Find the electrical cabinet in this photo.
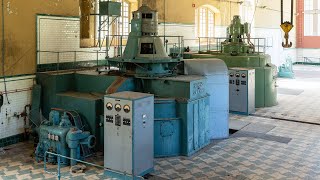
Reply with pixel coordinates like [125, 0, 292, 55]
[104, 91, 154, 179]
[229, 68, 255, 115]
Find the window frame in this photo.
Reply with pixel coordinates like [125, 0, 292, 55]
[196, 6, 215, 38]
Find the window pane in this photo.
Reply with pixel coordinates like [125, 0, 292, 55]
[197, 7, 215, 37]
[199, 8, 206, 37]
[304, 14, 314, 36]
[318, 14, 320, 35]
[304, 0, 313, 11]
[208, 11, 214, 37]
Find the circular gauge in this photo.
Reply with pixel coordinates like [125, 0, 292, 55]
[235, 73, 240, 77]
[106, 102, 113, 110]
[124, 105, 130, 113]
[115, 104, 121, 112]
[241, 74, 246, 78]
[229, 73, 234, 77]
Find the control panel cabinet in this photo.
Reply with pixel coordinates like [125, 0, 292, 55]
[229, 68, 255, 115]
[104, 91, 154, 179]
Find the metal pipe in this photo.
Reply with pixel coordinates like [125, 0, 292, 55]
[44, 151, 144, 179]
[0, 87, 32, 95]
[57, 144, 61, 180]
[1, 0, 10, 104]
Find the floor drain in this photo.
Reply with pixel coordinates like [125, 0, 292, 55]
[229, 129, 239, 135]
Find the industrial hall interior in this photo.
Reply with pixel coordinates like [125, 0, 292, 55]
[2, 0, 320, 179]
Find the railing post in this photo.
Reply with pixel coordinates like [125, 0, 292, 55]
[178, 36, 181, 57]
[165, 37, 168, 53]
[208, 38, 211, 52]
[57, 155, 61, 180]
[74, 51, 76, 69]
[216, 38, 218, 52]
[198, 38, 200, 53]
[57, 52, 60, 71]
[38, 51, 40, 65]
[258, 39, 260, 54]
[120, 36, 123, 57]
[96, 51, 99, 67]
[181, 36, 184, 58]
[207, 37, 209, 52]
[57, 144, 61, 180]
[264, 38, 266, 53]
[153, 37, 155, 60]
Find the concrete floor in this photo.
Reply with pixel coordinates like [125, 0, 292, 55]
[1, 65, 320, 180]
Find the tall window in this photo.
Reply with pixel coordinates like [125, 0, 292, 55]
[96, 0, 130, 39]
[240, 0, 255, 24]
[304, 0, 320, 36]
[196, 6, 215, 37]
[116, 0, 130, 36]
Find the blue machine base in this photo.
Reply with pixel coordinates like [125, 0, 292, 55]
[104, 168, 154, 180]
[278, 72, 295, 79]
[183, 141, 211, 157]
[230, 111, 252, 116]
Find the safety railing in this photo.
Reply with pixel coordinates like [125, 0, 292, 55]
[44, 151, 144, 180]
[183, 37, 269, 54]
[36, 50, 107, 72]
[303, 57, 320, 64]
[105, 35, 184, 59]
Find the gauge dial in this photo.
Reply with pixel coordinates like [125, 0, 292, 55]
[115, 104, 121, 112]
[106, 102, 113, 110]
[124, 105, 130, 113]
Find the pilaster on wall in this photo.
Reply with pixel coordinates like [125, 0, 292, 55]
[296, 0, 303, 48]
[80, 0, 96, 47]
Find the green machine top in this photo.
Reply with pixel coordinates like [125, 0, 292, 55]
[222, 15, 254, 56]
[191, 15, 278, 108]
[107, 4, 180, 78]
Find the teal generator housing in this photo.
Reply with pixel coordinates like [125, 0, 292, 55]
[33, 5, 228, 174]
[190, 15, 277, 108]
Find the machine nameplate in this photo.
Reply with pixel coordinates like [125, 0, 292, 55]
[123, 118, 131, 126]
[106, 115, 114, 123]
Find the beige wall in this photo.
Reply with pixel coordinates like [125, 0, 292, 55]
[140, 0, 240, 26]
[253, 0, 296, 46]
[0, 0, 79, 76]
[0, 0, 241, 76]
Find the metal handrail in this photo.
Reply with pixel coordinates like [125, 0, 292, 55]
[303, 57, 320, 63]
[37, 50, 108, 72]
[37, 50, 106, 53]
[105, 35, 184, 59]
[183, 36, 272, 54]
[44, 151, 144, 180]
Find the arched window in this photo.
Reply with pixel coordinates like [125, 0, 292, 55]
[196, 6, 215, 37]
